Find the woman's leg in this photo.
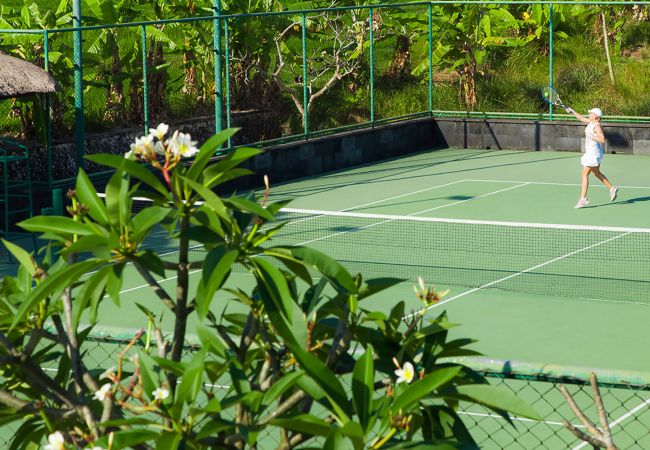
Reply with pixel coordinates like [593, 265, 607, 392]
[580, 166, 591, 198]
[590, 166, 613, 190]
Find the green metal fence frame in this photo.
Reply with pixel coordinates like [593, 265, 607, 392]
[1, 0, 650, 190]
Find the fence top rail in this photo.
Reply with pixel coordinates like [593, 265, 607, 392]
[1, 0, 650, 35]
[446, 357, 650, 389]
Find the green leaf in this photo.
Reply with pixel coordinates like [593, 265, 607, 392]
[105, 264, 124, 306]
[224, 196, 274, 221]
[179, 176, 229, 220]
[11, 260, 99, 330]
[352, 345, 374, 432]
[270, 414, 332, 437]
[252, 258, 308, 349]
[323, 427, 355, 450]
[86, 154, 168, 196]
[392, 366, 462, 412]
[1, 239, 36, 276]
[76, 168, 110, 224]
[131, 206, 171, 240]
[291, 345, 352, 422]
[195, 247, 237, 320]
[155, 432, 182, 450]
[138, 350, 160, 402]
[196, 325, 227, 358]
[63, 235, 110, 258]
[74, 265, 110, 327]
[276, 246, 357, 294]
[202, 146, 263, 188]
[96, 430, 160, 448]
[18, 216, 97, 236]
[455, 384, 541, 421]
[83, 0, 116, 23]
[132, 250, 165, 279]
[262, 370, 304, 407]
[174, 350, 206, 410]
[186, 128, 239, 181]
[263, 247, 313, 285]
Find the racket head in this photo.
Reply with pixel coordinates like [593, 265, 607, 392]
[541, 85, 561, 105]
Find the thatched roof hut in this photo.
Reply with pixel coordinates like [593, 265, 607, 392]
[0, 51, 59, 99]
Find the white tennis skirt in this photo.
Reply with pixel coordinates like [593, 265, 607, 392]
[581, 152, 603, 167]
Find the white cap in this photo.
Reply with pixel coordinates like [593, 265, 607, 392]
[588, 108, 603, 118]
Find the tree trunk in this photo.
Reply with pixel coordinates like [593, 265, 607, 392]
[386, 35, 411, 81]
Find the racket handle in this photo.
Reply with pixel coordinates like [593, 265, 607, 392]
[563, 106, 574, 114]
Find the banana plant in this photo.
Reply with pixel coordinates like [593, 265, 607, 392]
[428, 4, 525, 110]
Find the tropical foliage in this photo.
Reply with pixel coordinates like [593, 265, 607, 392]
[0, 126, 540, 448]
[1, 0, 649, 143]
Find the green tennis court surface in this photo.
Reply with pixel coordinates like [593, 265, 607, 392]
[54, 148, 650, 448]
[89, 146, 650, 367]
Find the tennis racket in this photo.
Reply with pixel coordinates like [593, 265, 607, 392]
[541, 85, 572, 112]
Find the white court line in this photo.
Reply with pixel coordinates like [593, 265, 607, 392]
[407, 182, 529, 214]
[571, 397, 650, 450]
[288, 184, 531, 247]
[115, 180, 474, 294]
[465, 179, 650, 190]
[402, 232, 632, 319]
[286, 179, 467, 226]
[459, 410, 581, 428]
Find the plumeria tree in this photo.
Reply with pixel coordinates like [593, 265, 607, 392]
[0, 126, 539, 449]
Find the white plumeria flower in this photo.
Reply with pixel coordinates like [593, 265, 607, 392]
[152, 387, 170, 401]
[99, 366, 115, 380]
[93, 383, 112, 401]
[44, 431, 65, 450]
[128, 134, 154, 158]
[154, 140, 165, 155]
[86, 447, 104, 450]
[149, 123, 169, 141]
[167, 131, 199, 158]
[395, 361, 415, 385]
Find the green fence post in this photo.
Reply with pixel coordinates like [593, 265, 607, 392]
[369, 7, 375, 125]
[549, 2, 554, 121]
[44, 30, 53, 190]
[213, 0, 223, 134]
[301, 13, 309, 138]
[224, 19, 232, 148]
[72, 0, 85, 171]
[141, 24, 149, 133]
[52, 189, 63, 216]
[428, 3, 433, 114]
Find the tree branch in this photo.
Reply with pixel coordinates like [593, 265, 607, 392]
[0, 390, 74, 418]
[133, 261, 176, 310]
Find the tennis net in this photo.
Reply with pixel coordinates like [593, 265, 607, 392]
[98, 195, 650, 304]
[272, 208, 650, 304]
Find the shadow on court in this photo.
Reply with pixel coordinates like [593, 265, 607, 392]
[584, 195, 650, 208]
[270, 150, 575, 200]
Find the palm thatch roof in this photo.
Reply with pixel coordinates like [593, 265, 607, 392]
[0, 51, 59, 99]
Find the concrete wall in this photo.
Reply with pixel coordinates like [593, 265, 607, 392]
[238, 117, 650, 190]
[432, 118, 650, 155]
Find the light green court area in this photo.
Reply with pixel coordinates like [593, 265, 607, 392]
[85, 147, 650, 449]
[95, 147, 650, 370]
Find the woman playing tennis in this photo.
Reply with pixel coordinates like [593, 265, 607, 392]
[564, 106, 618, 208]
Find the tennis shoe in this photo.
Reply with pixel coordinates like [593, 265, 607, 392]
[574, 198, 590, 209]
[609, 187, 618, 202]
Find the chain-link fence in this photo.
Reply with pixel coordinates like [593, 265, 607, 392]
[1, 2, 650, 188]
[1, 334, 649, 449]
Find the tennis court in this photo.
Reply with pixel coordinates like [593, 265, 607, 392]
[85, 147, 650, 448]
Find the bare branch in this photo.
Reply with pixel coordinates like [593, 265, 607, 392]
[560, 374, 619, 450]
[559, 385, 601, 437]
